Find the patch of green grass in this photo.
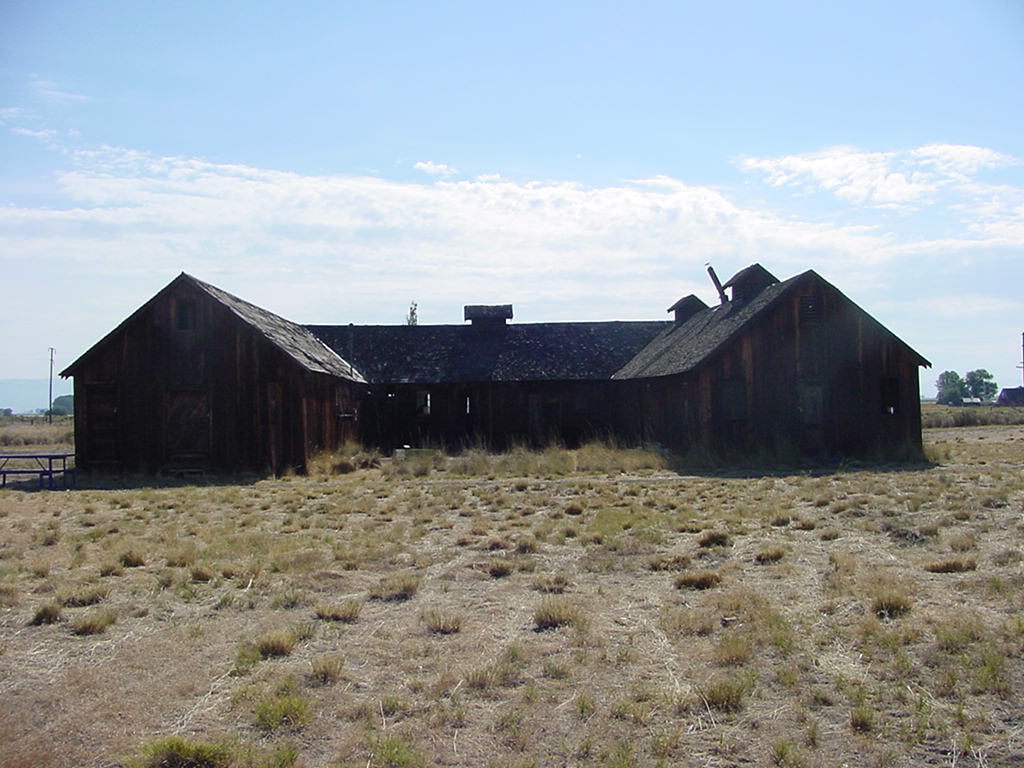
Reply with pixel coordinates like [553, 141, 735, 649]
[130, 735, 233, 768]
[850, 705, 874, 732]
[254, 693, 312, 732]
[698, 675, 748, 712]
[369, 733, 426, 768]
[256, 630, 297, 658]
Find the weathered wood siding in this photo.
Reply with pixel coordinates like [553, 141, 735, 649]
[359, 379, 631, 450]
[629, 276, 923, 459]
[70, 281, 358, 474]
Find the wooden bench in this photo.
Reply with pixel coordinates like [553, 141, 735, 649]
[0, 454, 76, 489]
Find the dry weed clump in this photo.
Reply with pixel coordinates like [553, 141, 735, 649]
[309, 653, 345, 685]
[118, 549, 146, 568]
[648, 552, 691, 571]
[698, 674, 750, 712]
[29, 601, 63, 625]
[871, 587, 913, 620]
[369, 572, 420, 601]
[71, 609, 116, 635]
[422, 609, 463, 634]
[256, 630, 297, 657]
[923, 558, 977, 573]
[675, 569, 722, 590]
[58, 584, 108, 607]
[533, 573, 570, 593]
[754, 546, 786, 564]
[314, 599, 363, 622]
[533, 596, 584, 630]
[698, 530, 730, 548]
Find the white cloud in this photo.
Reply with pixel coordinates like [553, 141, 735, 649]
[740, 144, 1022, 214]
[27, 76, 89, 105]
[910, 144, 1017, 175]
[2, 136, 1022, 388]
[414, 160, 458, 177]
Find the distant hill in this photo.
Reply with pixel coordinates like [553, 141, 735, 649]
[0, 379, 74, 415]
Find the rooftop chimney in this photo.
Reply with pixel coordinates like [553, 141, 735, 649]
[464, 304, 513, 328]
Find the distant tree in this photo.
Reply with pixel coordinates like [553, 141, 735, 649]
[1, 408, 11, 419]
[964, 369, 997, 401]
[935, 371, 969, 405]
[405, 301, 418, 326]
[51, 394, 74, 415]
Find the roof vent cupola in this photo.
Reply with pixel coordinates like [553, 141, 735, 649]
[667, 295, 708, 325]
[722, 264, 779, 304]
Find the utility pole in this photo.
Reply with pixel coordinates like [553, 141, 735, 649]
[48, 347, 55, 424]
[1019, 332, 1023, 387]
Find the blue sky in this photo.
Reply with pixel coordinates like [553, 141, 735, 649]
[2, 0, 1023, 398]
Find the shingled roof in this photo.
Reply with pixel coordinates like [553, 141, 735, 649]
[307, 321, 669, 384]
[614, 268, 930, 379]
[613, 274, 800, 380]
[62, 274, 365, 382]
[185, 275, 365, 382]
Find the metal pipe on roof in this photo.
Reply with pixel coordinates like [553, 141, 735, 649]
[706, 265, 727, 304]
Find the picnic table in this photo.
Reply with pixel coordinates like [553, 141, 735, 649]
[0, 453, 76, 489]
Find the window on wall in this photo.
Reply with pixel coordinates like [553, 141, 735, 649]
[880, 378, 900, 416]
[416, 390, 432, 417]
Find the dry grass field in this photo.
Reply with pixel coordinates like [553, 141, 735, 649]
[0, 425, 1022, 768]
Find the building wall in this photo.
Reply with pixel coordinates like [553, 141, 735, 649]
[70, 281, 358, 474]
[631, 276, 924, 460]
[358, 379, 632, 451]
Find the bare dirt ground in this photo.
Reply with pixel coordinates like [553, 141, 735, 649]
[1, 427, 1022, 768]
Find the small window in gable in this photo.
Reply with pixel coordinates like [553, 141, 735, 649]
[175, 299, 197, 331]
[799, 295, 821, 324]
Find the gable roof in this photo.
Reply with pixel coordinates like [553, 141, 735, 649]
[614, 274, 799, 379]
[614, 269, 930, 380]
[62, 274, 365, 382]
[187, 275, 365, 381]
[307, 321, 669, 384]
